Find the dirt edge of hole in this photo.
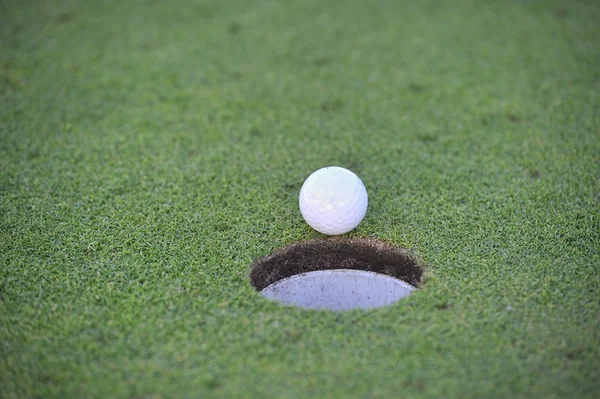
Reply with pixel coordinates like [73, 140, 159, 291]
[249, 237, 426, 291]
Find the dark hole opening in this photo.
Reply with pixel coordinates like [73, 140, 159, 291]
[249, 237, 425, 291]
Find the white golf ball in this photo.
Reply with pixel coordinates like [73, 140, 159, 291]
[299, 166, 368, 235]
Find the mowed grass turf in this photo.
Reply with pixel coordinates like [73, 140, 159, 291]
[1, 0, 599, 397]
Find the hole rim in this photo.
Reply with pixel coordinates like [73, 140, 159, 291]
[249, 237, 426, 292]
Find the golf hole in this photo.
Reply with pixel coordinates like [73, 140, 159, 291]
[249, 238, 425, 311]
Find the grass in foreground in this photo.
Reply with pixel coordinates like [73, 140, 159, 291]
[1, 0, 599, 397]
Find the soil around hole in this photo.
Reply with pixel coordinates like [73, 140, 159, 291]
[249, 237, 425, 291]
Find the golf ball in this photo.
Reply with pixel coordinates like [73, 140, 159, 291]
[299, 166, 368, 235]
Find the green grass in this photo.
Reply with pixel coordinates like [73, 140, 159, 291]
[1, 0, 599, 397]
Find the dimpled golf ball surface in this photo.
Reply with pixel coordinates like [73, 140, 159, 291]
[299, 166, 368, 235]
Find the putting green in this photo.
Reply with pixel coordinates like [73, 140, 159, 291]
[1, 0, 599, 397]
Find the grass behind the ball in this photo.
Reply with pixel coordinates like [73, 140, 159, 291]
[1, 0, 600, 397]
